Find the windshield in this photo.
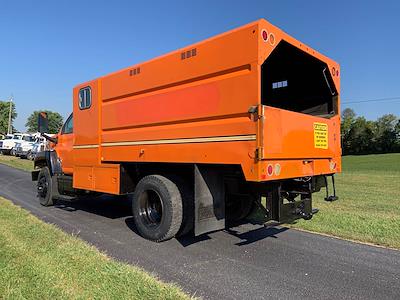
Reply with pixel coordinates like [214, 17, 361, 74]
[12, 135, 22, 140]
[23, 136, 35, 142]
[5, 136, 12, 140]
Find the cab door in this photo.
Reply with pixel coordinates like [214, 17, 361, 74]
[56, 113, 74, 174]
[73, 80, 100, 167]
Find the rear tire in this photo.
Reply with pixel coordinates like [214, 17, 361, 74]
[37, 167, 54, 206]
[226, 194, 255, 221]
[171, 176, 194, 237]
[132, 175, 183, 242]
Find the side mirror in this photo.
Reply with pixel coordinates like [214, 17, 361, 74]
[38, 112, 49, 134]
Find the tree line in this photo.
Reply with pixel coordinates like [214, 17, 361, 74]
[0, 100, 63, 135]
[341, 108, 400, 155]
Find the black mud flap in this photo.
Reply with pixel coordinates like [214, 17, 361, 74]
[194, 165, 225, 236]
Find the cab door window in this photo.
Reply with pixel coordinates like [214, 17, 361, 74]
[62, 114, 73, 134]
[79, 87, 91, 109]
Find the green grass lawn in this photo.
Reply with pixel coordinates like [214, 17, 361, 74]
[0, 154, 33, 172]
[0, 197, 191, 299]
[289, 153, 400, 249]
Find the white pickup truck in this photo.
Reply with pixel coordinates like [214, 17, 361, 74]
[15, 135, 41, 158]
[0, 133, 31, 155]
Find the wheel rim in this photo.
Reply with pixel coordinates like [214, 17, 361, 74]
[37, 175, 48, 198]
[138, 190, 163, 228]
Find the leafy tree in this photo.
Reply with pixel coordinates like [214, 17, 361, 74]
[0, 100, 17, 135]
[374, 114, 399, 153]
[25, 110, 63, 133]
[341, 109, 399, 155]
[346, 117, 375, 154]
[341, 108, 356, 154]
[395, 120, 400, 151]
[341, 108, 356, 122]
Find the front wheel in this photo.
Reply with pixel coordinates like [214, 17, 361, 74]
[132, 175, 183, 242]
[37, 167, 54, 206]
[27, 151, 33, 160]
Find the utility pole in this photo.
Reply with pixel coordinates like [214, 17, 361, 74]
[7, 95, 13, 135]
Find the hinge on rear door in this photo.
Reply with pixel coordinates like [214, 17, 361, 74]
[248, 105, 259, 122]
[255, 147, 264, 160]
[250, 104, 265, 161]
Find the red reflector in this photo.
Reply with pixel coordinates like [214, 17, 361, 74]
[262, 30, 269, 42]
[267, 164, 273, 176]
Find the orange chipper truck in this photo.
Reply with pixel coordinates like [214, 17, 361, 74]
[33, 19, 341, 242]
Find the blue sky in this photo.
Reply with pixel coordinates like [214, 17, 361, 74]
[1, 0, 399, 131]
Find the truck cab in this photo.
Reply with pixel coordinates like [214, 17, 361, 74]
[55, 113, 74, 174]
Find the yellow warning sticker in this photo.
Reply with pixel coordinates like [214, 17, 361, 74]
[314, 122, 328, 149]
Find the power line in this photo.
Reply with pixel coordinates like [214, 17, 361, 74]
[342, 96, 400, 104]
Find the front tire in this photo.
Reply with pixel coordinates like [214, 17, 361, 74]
[132, 175, 183, 242]
[27, 151, 33, 160]
[37, 167, 54, 206]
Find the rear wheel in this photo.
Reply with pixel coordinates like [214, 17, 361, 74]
[132, 175, 183, 242]
[37, 167, 54, 206]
